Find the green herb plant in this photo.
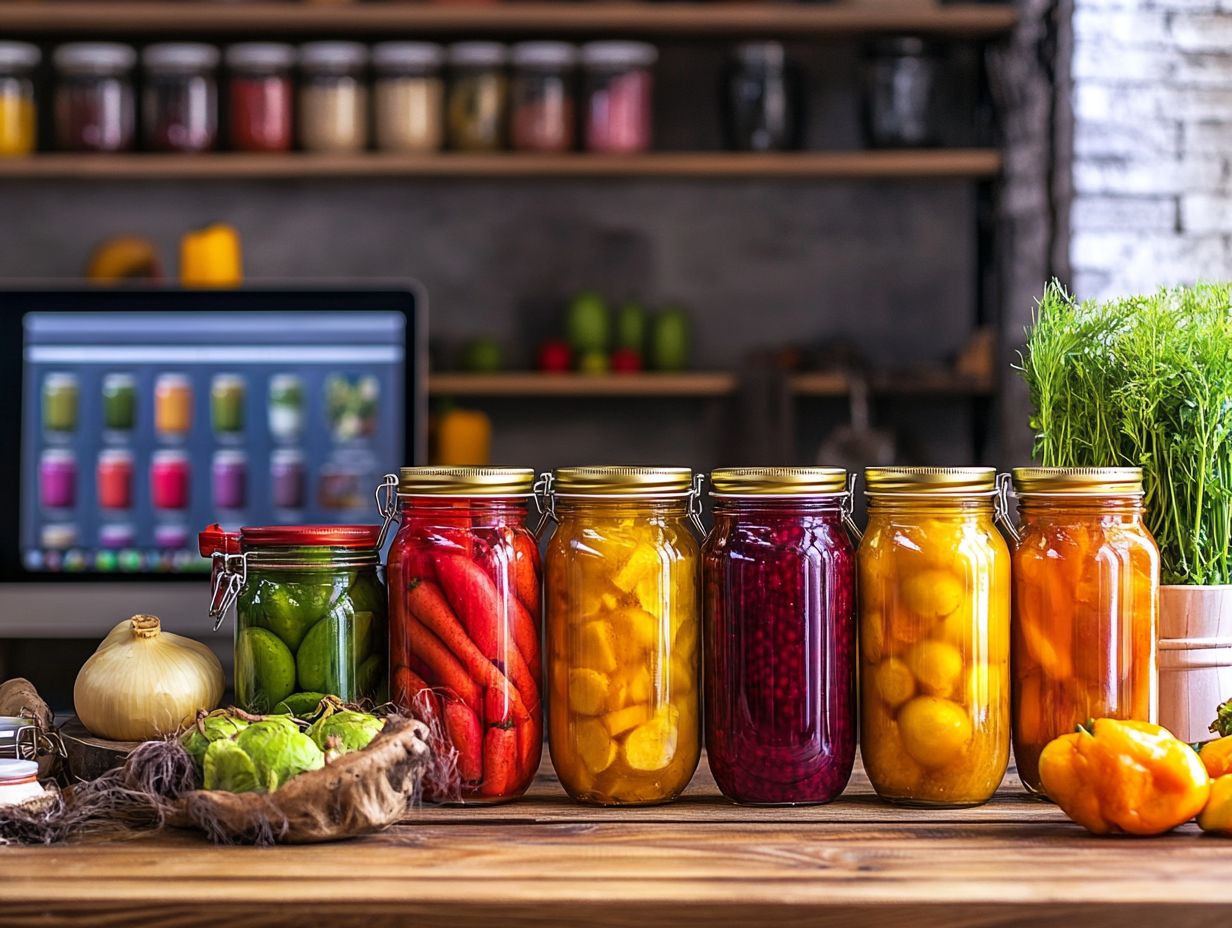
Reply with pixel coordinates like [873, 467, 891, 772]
[1018, 281, 1232, 585]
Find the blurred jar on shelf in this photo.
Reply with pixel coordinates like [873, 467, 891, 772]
[510, 42, 576, 153]
[226, 43, 296, 153]
[299, 41, 369, 153]
[54, 42, 137, 153]
[373, 42, 444, 154]
[581, 41, 655, 154]
[446, 42, 508, 152]
[722, 41, 802, 153]
[862, 36, 941, 149]
[143, 43, 219, 153]
[0, 43, 39, 156]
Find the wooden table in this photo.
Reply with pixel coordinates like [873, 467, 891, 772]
[2, 754, 1229, 927]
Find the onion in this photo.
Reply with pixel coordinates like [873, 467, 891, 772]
[74, 614, 224, 742]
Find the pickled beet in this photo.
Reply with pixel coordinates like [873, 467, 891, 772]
[702, 498, 856, 804]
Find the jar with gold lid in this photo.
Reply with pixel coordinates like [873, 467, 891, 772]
[858, 466, 1011, 806]
[543, 466, 703, 805]
[1010, 467, 1159, 796]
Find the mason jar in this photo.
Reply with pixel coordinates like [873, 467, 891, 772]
[201, 523, 388, 714]
[858, 467, 1011, 806]
[0, 42, 40, 156]
[54, 42, 137, 152]
[299, 41, 369, 153]
[142, 42, 219, 153]
[544, 466, 702, 805]
[703, 467, 857, 805]
[446, 42, 508, 152]
[1010, 467, 1159, 795]
[384, 467, 543, 803]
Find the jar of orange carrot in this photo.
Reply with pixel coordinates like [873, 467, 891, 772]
[1010, 467, 1159, 796]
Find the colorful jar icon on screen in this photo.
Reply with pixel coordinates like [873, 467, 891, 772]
[40, 524, 77, 551]
[42, 373, 78, 433]
[101, 373, 136, 431]
[39, 449, 76, 509]
[97, 449, 133, 510]
[99, 523, 135, 551]
[154, 524, 188, 550]
[212, 449, 247, 510]
[326, 374, 379, 441]
[270, 448, 304, 509]
[154, 373, 193, 436]
[150, 449, 190, 510]
[268, 374, 304, 441]
[211, 374, 245, 434]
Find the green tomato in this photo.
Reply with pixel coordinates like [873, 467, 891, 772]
[203, 738, 260, 793]
[460, 338, 504, 373]
[308, 710, 383, 756]
[236, 627, 297, 714]
[614, 301, 647, 351]
[650, 308, 690, 372]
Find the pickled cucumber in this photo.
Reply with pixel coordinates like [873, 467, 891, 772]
[236, 627, 297, 713]
[296, 606, 376, 695]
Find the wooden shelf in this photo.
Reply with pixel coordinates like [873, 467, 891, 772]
[429, 371, 994, 398]
[0, 150, 1003, 181]
[0, 2, 1019, 37]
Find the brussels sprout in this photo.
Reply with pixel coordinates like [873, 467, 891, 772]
[180, 715, 249, 777]
[235, 627, 297, 713]
[203, 738, 259, 793]
[309, 710, 383, 757]
[236, 719, 324, 791]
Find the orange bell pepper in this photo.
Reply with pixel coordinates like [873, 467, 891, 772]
[1038, 718, 1210, 836]
[1198, 735, 1232, 778]
[1198, 774, 1232, 834]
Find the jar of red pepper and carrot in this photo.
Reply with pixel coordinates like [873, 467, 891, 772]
[385, 467, 543, 804]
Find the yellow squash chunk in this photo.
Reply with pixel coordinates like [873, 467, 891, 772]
[669, 654, 696, 695]
[577, 621, 619, 673]
[604, 703, 652, 736]
[575, 718, 617, 774]
[624, 666, 653, 705]
[905, 640, 964, 698]
[898, 696, 973, 768]
[568, 668, 610, 716]
[611, 607, 660, 651]
[672, 611, 698, 657]
[624, 707, 680, 771]
[873, 657, 916, 708]
[862, 700, 924, 795]
[614, 545, 662, 594]
[901, 569, 963, 619]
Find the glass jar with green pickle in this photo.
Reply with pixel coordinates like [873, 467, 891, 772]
[200, 523, 388, 714]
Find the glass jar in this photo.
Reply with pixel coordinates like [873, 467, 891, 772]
[446, 42, 508, 152]
[0, 43, 39, 156]
[97, 449, 133, 510]
[722, 41, 802, 153]
[373, 42, 444, 154]
[581, 41, 656, 154]
[54, 43, 137, 153]
[142, 43, 219, 153]
[42, 372, 78, 433]
[510, 42, 576, 153]
[154, 373, 193, 436]
[544, 466, 702, 805]
[212, 450, 247, 511]
[226, 43, 295, 153]
[40, 449, 76, 510]
[202, 523, 388, 713]
[102, 373, 135, 431]
[862, 36, 941, 149]
[268, 374, 304, 441]
[0, 760, 44, 808]
[703, 468, 856, 805]
[1010, 468, 1159, 796]
[299, 42, 369, 153]
[210, 373, 245, 434]
[858, 467, 1011, 806]
[271, 449, 305, 510]
[151, 449, 190, 510]
[386, 467, 543, 803]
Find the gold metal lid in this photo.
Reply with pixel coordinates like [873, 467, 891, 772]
[553, 466, 693, 496]
[1011, 467, 1144, 496]
[710, 466, 847, 496]
[864, 466, 996, 495]
[398, 466, 536, 496]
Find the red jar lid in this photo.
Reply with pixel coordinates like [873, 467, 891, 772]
[199, 523, 381, 555]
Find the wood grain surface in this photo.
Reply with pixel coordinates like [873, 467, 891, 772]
[1, 753, 1228, 928]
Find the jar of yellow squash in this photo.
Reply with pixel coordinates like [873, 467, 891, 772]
[858, 467, 1011, 806]
[1010, 467, 1158, 796]
[544, 466, 703, 805]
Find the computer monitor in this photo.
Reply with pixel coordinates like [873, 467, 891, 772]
[0, 285, 425, 640]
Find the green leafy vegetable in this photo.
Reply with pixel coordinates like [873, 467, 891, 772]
[1018, 281, 1232, 585]
[309, 710, 384, 757]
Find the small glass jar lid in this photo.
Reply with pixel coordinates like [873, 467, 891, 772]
[225, 42, 297, 71]
[0, 42, 41, 70]
[511, 42, 577, 69]
[580, 41, 658, 70]
[143, 43, 220, 72]
[864, 466, 996, 496]
[554, 465, 692, 497]
[733, 41, 786, 69]
[711, 466, 846, 496]
[398, 466, 535, 497]
[54, 42, 138, 74]
[448, 42, 508, 68]
[0, 759, 38, 782]
[373, 42, 445, 72]
[1011, 466, 1144, 497]
[300, 41, 369, 72]
[200, 522, 381, 555]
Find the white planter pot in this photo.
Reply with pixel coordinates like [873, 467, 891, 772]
[1158, 584, 1232, 743]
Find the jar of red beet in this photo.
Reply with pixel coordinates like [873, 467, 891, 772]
[225, 43, 295, 153]
[383, 467, 543, 804]
[580, 41, 656, 154]
[702, 467, 858, 805]
[142, 43, 219, 153]
[53, 43, 137, 152]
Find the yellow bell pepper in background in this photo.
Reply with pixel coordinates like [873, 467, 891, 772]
[1038, 718, 1210, 836]
[433, 408, 492, 466]
[181, 223, 243, 287]
[1198, 735, 1232, 778]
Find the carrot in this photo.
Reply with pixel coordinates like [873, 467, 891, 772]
[517, 713, 542, 785]
[475, 535, 542, 671]
[480, 725, 517, 797]
[485, 685, 513, 727]
[511, 531, 542, 617]
[444, 699, 483, 783]
[405, 613, 483, 715]
[394, 664, 446, 731]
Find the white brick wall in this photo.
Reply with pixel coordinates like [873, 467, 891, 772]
[1069, 2, 1232, 295]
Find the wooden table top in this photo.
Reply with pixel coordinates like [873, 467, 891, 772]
[2, 753, 1229, 927]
